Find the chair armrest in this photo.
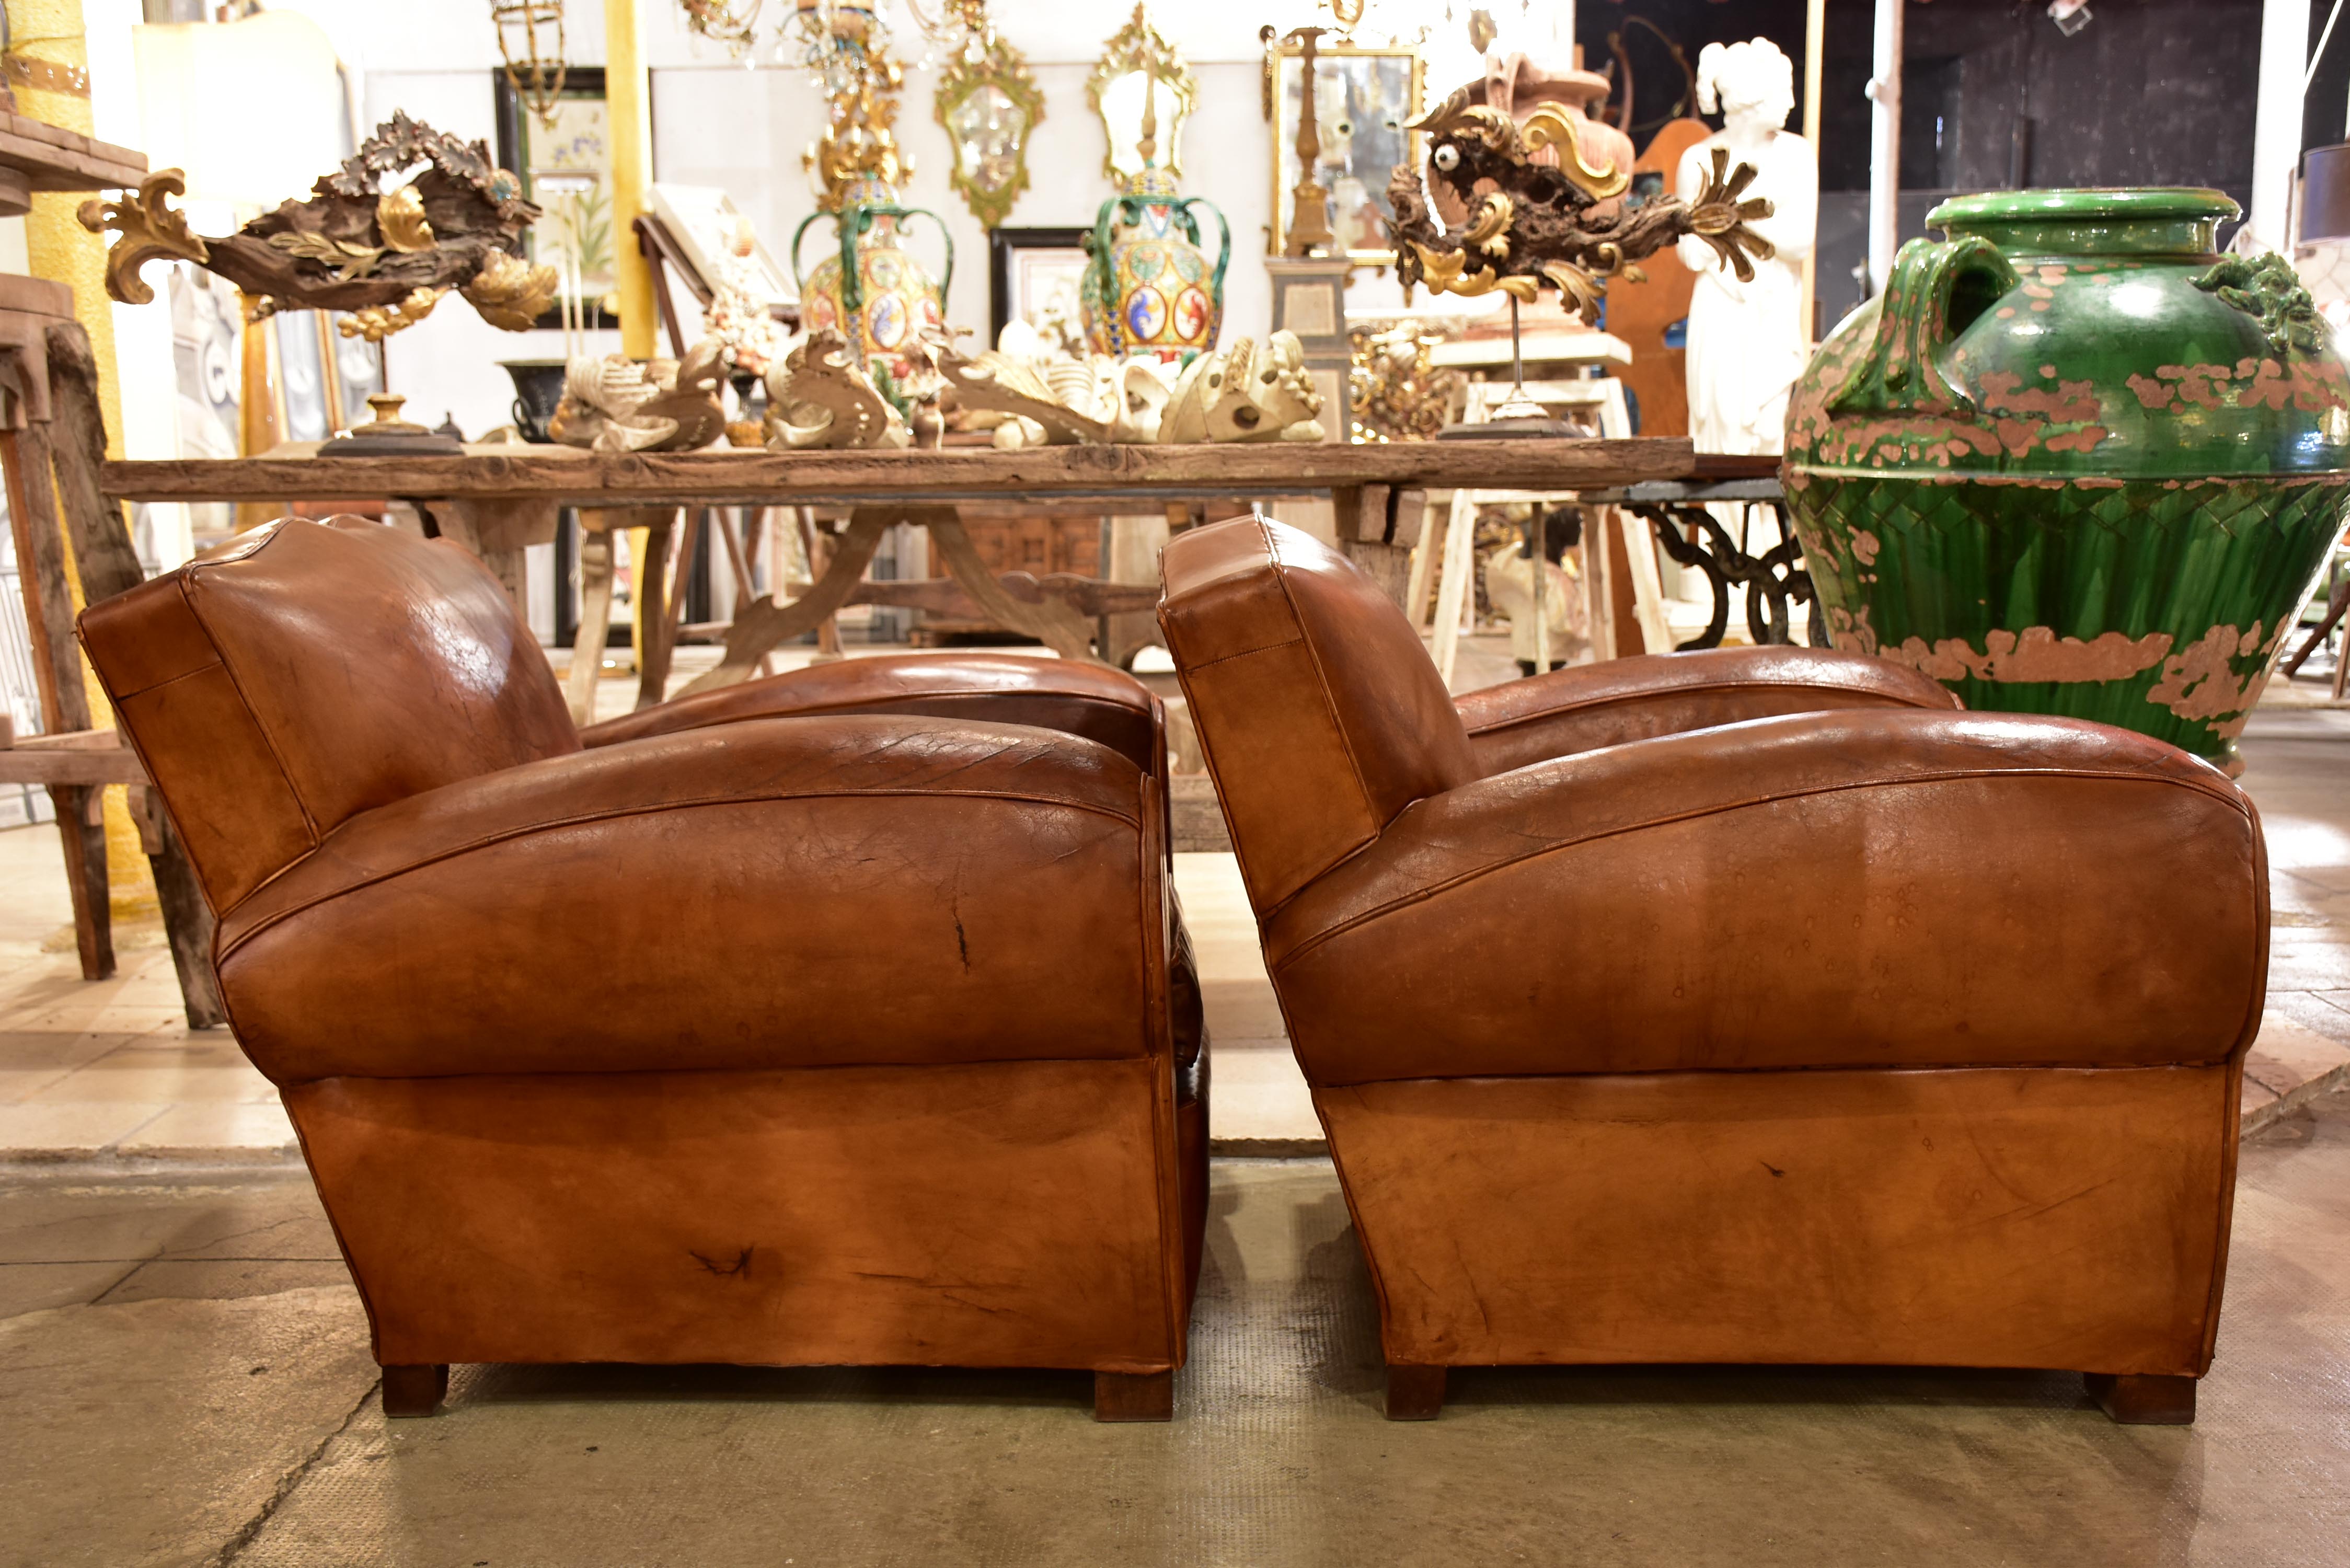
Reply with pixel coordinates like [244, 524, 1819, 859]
[217, 714, 1168, 1085]
[1454, 647, 1960, 774]
[581, 652, 1163, 776]
[1263, 709, 2263, 1085]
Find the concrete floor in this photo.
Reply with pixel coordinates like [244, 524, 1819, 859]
[0, 1090, 2344, 1568]
[4, 664, 2350, 1563]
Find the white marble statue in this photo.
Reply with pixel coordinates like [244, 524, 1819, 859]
[1674, 39, 1818, 456]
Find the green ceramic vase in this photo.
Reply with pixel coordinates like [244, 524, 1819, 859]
[1783, 188, 2350, 771]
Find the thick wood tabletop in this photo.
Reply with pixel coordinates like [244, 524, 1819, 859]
[103, 439, 1775, 506]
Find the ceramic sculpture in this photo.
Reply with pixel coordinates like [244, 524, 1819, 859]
[937, 333, 1322, 447]
[1079, 72, 1228, 361]
[1674, 39, 1817, 457]
[1784, 188, 2350, 773]
[792, 177, 953, 399]
[547, 342, 727, 453]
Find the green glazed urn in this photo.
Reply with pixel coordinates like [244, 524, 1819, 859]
[1783, 188, 2350, 771]
[792, 177, 954, 394]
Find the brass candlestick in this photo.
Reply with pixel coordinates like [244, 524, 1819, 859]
[1282, 26, 1334, 258]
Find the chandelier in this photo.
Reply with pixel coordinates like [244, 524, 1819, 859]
[491, 1, 568, 128]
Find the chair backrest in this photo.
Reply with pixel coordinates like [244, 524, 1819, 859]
[1158, 516, 1477, 915]
[79, 517, 579, 914]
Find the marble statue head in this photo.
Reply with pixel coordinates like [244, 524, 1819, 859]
[1697, 38, 1795, 132]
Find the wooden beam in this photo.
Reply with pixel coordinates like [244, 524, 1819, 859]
[104, 439, 1723, 506]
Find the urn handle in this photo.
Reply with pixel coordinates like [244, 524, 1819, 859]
[789, 204, 956, 319]
[1826, 235, 2018, 418]
[1177, 196, 1234, 311]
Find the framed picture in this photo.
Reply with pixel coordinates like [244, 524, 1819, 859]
[1267, 43, 1424, 263]
[649, 183, 796, 310]
[494, 65, 619, 331]
[988, 226, 1092, 357]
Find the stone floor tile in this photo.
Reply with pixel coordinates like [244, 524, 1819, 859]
[0, 1100, 168, 1157]
[2259, 989, 2350, 1044]
[113, 1102, 299, 1159]
[2240, 1074, 2280, 1120]
[1208, 1041, 1321, 1151]
[0, 1168, 336, 1265]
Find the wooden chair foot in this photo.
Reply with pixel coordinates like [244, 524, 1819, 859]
[381, 1363, 449, 1419]
[1093, 1368, 1173, 1422]
[1386, 1363, 1446, 1421]
[2085, 1372, 2196, 1425]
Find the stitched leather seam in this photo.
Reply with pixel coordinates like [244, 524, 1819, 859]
[1461, 680, 1948, 736]
[594, 689, 1143, 737]
[219, 785, 1146, 960]
[181, 559, 324, 845]
[1170, 630, 1309, 674]
[1313, 1062, 2236, 1086]
[1270, 767, 2257, 971]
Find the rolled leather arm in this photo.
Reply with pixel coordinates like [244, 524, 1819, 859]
[216, 715, 1167, 1085]
[581, 652, 1163, 776]
[1454, 647, 1960, 774]
[1264, 709, 2264, 1086]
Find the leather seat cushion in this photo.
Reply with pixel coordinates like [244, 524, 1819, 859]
[217, 716, 1166, 1083]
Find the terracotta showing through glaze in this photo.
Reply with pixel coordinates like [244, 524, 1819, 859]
[1784, 188, 2350, 770]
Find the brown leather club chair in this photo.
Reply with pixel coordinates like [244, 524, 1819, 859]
[79, 517, 1205, 1423]
[1160, 515, 2264, 1427]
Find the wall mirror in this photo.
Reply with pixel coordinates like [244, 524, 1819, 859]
[937, 32, 1045, 228]
[1265, 41, 1423, 263]
[1088, 5, 1197, 186]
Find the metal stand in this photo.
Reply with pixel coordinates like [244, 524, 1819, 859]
[1436, 297, 1576, 441]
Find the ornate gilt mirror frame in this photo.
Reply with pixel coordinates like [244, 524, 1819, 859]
[1264, 38, 1424, 266]
[936, 31, 1045, 229]
[1087, 4, 1198, 186]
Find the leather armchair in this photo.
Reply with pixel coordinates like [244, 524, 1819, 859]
[1161, 516, 2262, 1426]
[80, 517, 1205, 1422]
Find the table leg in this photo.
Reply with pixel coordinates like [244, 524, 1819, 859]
[48, 785, 112, 981]
[633, 511, 677, 712]
[567, 522, 618, 726]
[1429, 489, 1479, 686]
[675, 511, 892, 698]
[925, 508, 1100, 663]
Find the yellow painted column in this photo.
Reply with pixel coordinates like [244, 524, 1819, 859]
[603, 0, 660, 677]
[604, 0, 657, 360]
[6, 0, 156, 918]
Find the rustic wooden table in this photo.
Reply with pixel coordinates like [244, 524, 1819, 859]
[103, 440, 1775, 719]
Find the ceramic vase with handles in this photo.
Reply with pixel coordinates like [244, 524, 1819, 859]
[1784, 187, 2350, 772]
[1080, 166, 1230, 362]
[792, 178, 953, 396]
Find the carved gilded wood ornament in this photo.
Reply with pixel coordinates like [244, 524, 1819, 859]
[79, 112, 557, 342]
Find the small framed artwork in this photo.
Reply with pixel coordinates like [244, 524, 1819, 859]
[1266, 42, 1424, 263]
[988, 226, 1093, 356]
[494, 65, 619, 331]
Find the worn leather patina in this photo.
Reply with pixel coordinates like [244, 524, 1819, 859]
[79, 517, 1205, 1417]
[1161, 515, 2262, 1416]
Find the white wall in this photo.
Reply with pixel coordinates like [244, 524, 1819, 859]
[339, 0, 1533, 430]
[77, 1, 1549, 446]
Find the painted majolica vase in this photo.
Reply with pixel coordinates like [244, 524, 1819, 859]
[1785, 188, 2350, 771]
[1080, 167, 1230, 362]
[792, 179, 953, 392]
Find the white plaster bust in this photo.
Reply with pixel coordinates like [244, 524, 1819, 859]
[1673, 39, 1819, 456]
